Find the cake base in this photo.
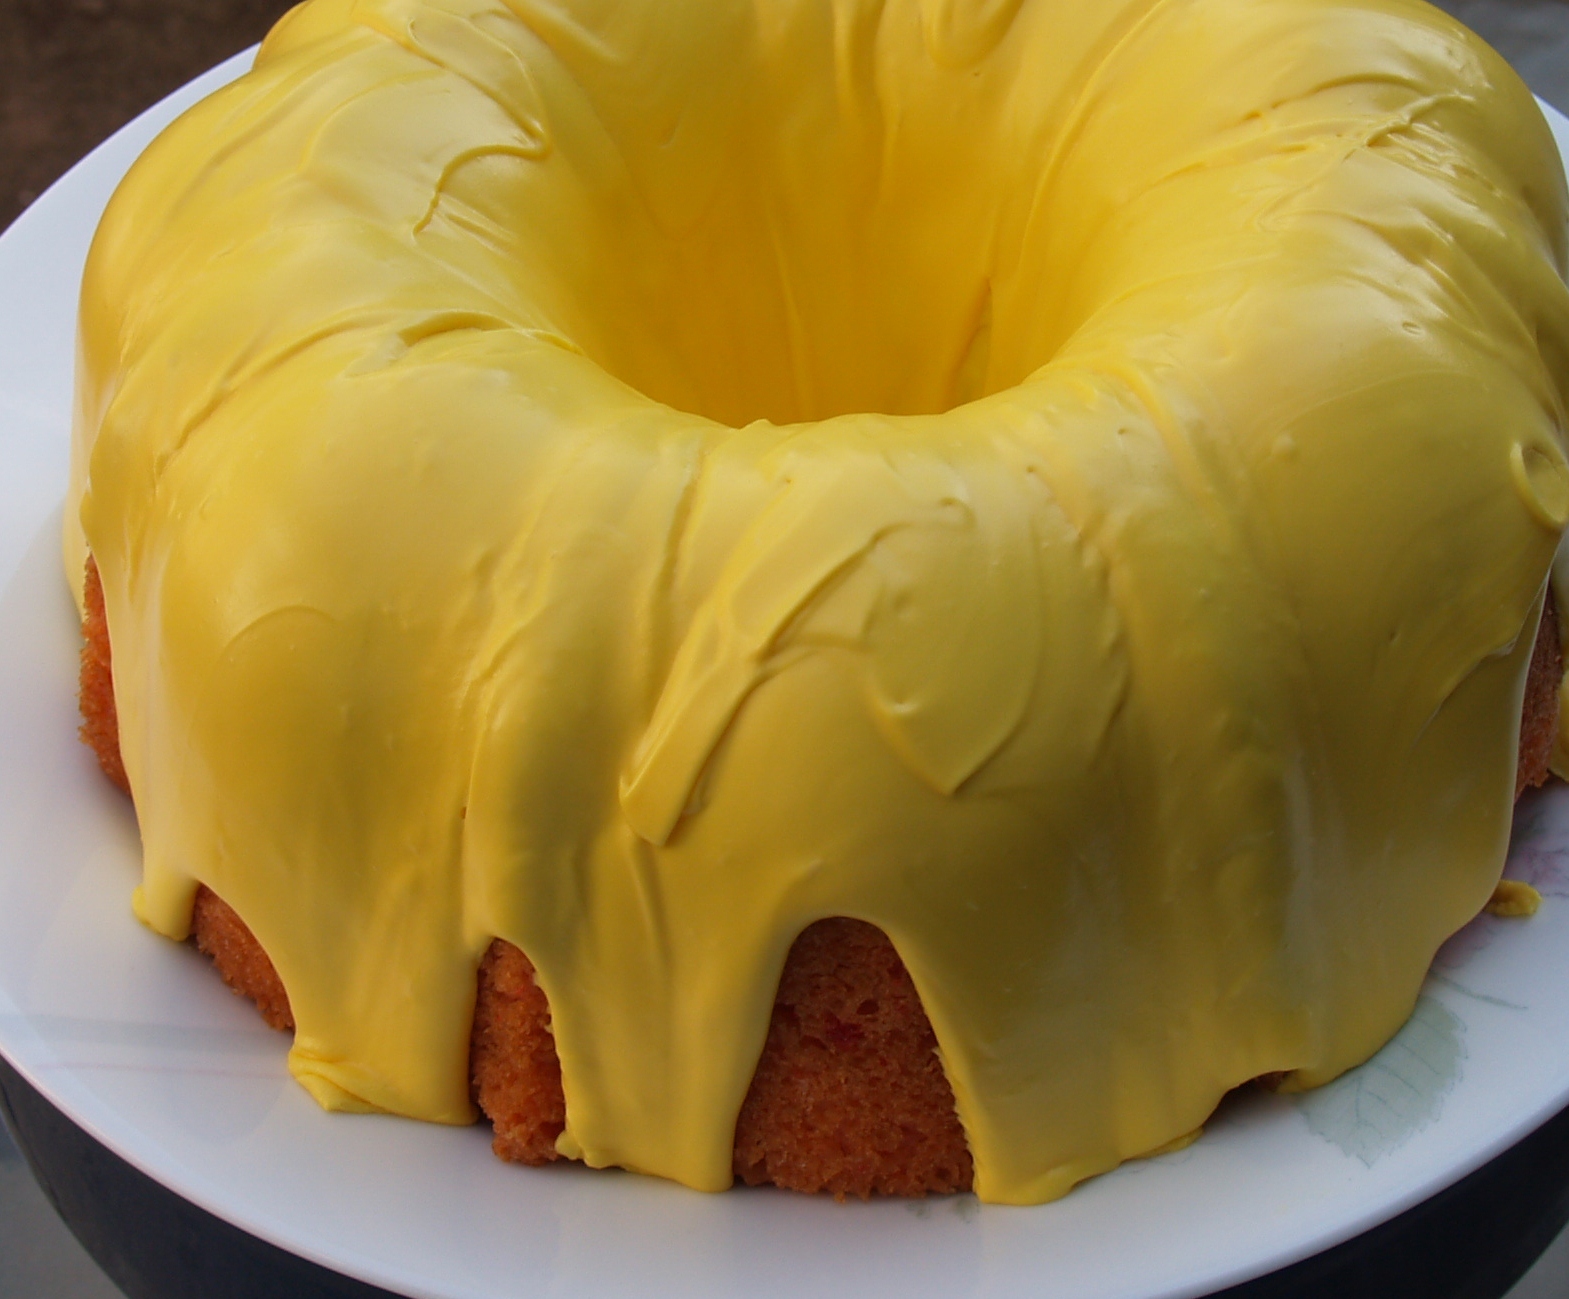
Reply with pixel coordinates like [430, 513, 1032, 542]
[76, 558, 1559, 1198]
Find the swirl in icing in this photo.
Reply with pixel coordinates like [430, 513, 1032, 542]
[67, 0, 1569, 1203]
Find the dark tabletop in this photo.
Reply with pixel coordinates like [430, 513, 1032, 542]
[0, 0, 292, 229]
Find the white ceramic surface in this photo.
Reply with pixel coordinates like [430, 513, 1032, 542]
[2, 50, 1569, 1299]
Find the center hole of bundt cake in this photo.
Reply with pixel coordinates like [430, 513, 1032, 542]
[519, 164, 1050, 427]
[432, 49, 1070, 426]
[561, 232, 1007, 427]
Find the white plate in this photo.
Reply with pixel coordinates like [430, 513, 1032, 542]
[3, 49, 1569, 1299]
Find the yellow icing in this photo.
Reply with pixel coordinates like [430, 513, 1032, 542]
[1487, 879, 1542, 918]
[66, 0, 1569, 1204]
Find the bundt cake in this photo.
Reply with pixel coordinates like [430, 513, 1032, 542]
[67, 0, 1569, 1204]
